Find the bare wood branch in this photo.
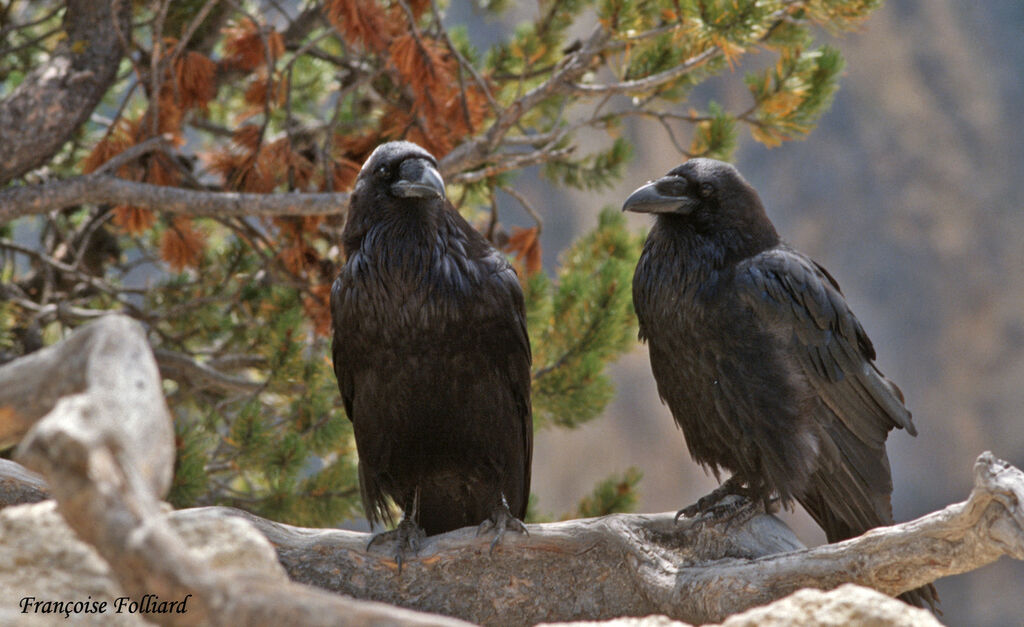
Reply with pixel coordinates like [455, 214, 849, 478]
[429, 0, 500, 116]
[176, 453, 1022, 625]
[0, 0, 131, 184]
[0, 174, 348, 224]
[447, 146, 575, 185]
[0, 317, 1020, 624]
[168, 0, 222, 61]
[500, 185, 543, 233]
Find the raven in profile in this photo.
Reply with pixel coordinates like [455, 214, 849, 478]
[330, 141, 532, 564]
[625, 158, 937, 610]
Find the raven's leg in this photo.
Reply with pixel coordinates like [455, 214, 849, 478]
[366, 488, 425, 574]
[675, 475, 759, 522]
[476, 493, 528, 554]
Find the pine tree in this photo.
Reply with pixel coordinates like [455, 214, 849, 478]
[0, 0, 881, 527]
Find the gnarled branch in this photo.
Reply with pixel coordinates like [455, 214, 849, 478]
[1, 315, 1021, 625]
[170, 452, 1020, 624]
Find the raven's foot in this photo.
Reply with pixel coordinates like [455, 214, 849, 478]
[477, 502, 528, 554]
[366, 517, 425, 574]
[675, 476, 754, 522]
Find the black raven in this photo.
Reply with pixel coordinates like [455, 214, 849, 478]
[330, 141, 532, 565]
[625, 158, 937, 610]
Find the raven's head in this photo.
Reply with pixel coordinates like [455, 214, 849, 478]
[622, 158, 762, 216]
[622, 158, 777, 250]
[342, 141, 448, 254]
[354, 140, 446, 205]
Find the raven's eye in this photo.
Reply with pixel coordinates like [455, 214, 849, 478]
[699, 182, 714, 198]
[377, 165, 387, 176]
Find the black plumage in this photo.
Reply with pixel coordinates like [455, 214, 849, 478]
[624, 158, 937, 610]
[330, 141, 532, 555]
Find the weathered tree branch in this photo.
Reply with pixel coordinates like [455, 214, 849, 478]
[0, 0, 131, 184]
[163, 453, 1019, 624]
[0, 174, 349, 225]
[1, 316, 1021, 626]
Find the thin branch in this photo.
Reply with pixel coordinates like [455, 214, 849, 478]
[168, 0, 221, 61]
[447, 146, 574, 185]
[0, 238, 138, 300]
[438, 24, 611, 177]
[500, 185, 543, 233]
[147, 0, 172, 138]
[429, 0, 500, 116]
[570, 46, 721, 95]
[0, 4, 64, 42]
[0, 25, 64, 57]
[154, 348, 264, 394]
[93, 133, 176, 175]
[654, 113, 692, 157]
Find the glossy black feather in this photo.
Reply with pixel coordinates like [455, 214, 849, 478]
[627, 158, 937, 610]
[331, 141, 532, 536]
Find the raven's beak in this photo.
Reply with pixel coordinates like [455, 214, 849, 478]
[622, 176, 694, 214]
[392, 158, 446, 200]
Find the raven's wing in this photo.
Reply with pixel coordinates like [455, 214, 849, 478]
[330, 276, 356, 422]
[453, 211, 533, 520]
[735, 246, 916, 539]
[330, 271, 392, 527]
[503, 262, 533, 520]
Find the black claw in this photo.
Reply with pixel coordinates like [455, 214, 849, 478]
[366, 517, 425, 574]
[478, 501, 528, 555]
[675, 478, 757, 525]
[674, 507, 692, 524]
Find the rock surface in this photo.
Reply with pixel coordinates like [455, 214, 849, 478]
[719, 584, 942, 627]
[540, 584, 943, 627]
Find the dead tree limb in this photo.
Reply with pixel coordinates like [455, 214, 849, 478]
[0, 174, 349, 225]
[1, 315, 1021, 625]
[166, 453, 1022, 624]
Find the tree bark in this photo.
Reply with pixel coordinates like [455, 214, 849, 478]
[0, 0, 131, 184]
[1, 315, 1022, 625]
[170, 454, 1022, 625]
